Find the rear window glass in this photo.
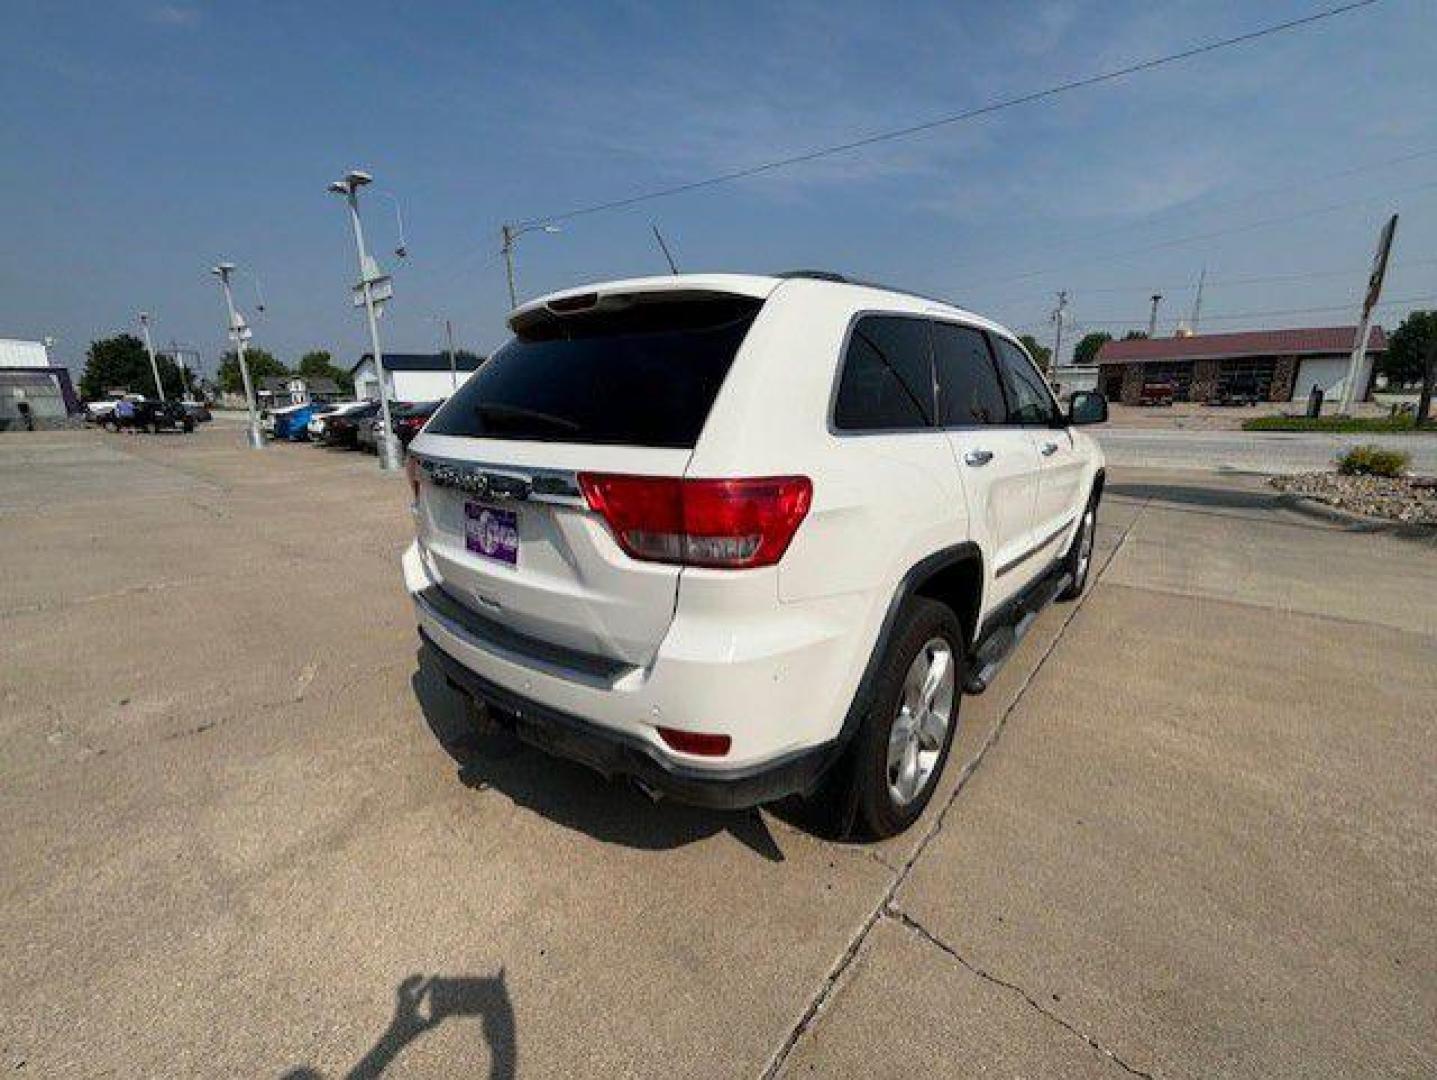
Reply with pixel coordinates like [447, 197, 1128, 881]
[426, 295, 761, 448]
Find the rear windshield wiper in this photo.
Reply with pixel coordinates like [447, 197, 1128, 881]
[475, 403, 582, 433]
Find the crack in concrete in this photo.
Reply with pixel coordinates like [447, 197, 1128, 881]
[886, 907, 1156, 1079]
[758, 498, 1152, 1080]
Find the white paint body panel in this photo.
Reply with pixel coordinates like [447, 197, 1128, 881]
[406, 274, 1105, 775]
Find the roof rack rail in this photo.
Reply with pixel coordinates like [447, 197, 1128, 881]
[774, 270, 963, 311]
[775, 269, 849, 283]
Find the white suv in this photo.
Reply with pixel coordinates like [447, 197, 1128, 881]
[402, 272, 1107, 836]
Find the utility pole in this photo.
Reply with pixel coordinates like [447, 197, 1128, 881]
[137, 312, 166, 401]
[211, 263, 263, 449]
[1341, 213, 1398, 416]
[500, 225, 517, 310]
[329, 169, 401, 471]
[1048, 291, 1068, 374]
[499, 222, 561, 309]
[652, 224, 679, 274]
[445, 318, 458, 392]
[1416, 332, 1436, 429]
[1147, 294, 1163, 338]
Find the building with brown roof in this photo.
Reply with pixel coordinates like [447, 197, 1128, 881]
[1094, 325, 1386, 405]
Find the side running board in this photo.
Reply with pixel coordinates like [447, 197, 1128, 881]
[963, 570, 1072, 694]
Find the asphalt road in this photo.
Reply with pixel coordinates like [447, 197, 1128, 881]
[1095, 427, 1437, 474]
[2, 424, 1434, 1077]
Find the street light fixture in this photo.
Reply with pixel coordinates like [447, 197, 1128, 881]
[137, 311, 167, 401]
[211, 262, 264, 449]
[499, 222, 561, 309]
[328, 167, 401, 471]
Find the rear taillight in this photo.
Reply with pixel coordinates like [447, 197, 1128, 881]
[577, 474, 812, 569]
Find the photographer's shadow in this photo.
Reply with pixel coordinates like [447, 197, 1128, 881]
[411, 647, 785, 862]
[284, 970, 515, 1079]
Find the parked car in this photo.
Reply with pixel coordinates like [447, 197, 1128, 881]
[180, 400, 212, 423]
[354, 402, 421, 454]
[261, 402, 300, 436]
[402, 272, 1108, 837]
[305, 401, 364, 441]
[84, 400, 119, 424]
[393, 400, 441, 446]
[271, 402, 335, 441]
[318, 401, 379, 448]
[105, 399, 194, 434]
[1137, 380, 1175, 406]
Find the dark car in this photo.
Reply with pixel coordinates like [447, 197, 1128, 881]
[357, 401, 438, 453]
[319, 401, 380, 448]
[105, 400, 194, 433]
[393, 400, 441, 446]
[181, 400, 213, 423]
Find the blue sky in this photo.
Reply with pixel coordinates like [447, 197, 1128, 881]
[2, 0, 1434, 373]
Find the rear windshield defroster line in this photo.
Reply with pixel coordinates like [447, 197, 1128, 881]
[427, 295, 763, 449]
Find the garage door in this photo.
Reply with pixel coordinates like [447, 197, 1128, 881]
[1291, 357, 1350, 401]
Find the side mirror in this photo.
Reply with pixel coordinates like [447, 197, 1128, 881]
[1068, 391, 1108, 426]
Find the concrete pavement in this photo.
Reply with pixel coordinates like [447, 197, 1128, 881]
[1095, 427, 1437, 475]
[2, 427, 1433, 1077]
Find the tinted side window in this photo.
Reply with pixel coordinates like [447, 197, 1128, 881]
[993, 337, 1060, 425]
[932, 322, 1007, 426]
[834, 316, 935, 431]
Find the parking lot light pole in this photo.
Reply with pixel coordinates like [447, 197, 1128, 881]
[137, 312, 166, 401]
[211, 263, 264, 449]
[329, 169, 401, 471]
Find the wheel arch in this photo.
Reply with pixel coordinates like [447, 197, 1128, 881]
[831, 542, 985, 753]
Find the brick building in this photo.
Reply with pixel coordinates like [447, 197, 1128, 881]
[1095, 326, 1386, 405]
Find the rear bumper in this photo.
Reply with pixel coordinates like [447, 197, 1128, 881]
[403, 539, 864, 808]
[420, 629, 836, 809]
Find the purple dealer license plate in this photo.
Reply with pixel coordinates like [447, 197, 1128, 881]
[464, 501, 519, 566]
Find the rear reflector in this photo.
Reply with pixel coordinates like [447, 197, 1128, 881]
[657, 727, 732, 757]
[577, 474, 812, 569]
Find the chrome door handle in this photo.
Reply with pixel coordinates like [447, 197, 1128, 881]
[964, 449, 994, 467]
[1040, 442, 1059, 456]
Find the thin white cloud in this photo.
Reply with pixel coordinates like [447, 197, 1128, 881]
[148, 4, 200, 27]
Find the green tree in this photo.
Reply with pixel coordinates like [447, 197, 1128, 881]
[1018, 334, 1052, 369]
[80, 334, 183, 400]
[296, 349, 354, 394]
[1122, 330, 1148, 341]
[1380, 310, 1436, 388]
[217, 349, 288, 395]
[1072, 331, 1113, 367]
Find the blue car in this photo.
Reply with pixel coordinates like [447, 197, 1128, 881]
[269, 403, 318, 441]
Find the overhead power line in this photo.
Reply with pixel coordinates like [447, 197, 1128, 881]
[963, 146, 1437, 295]
[980, 178, 1437, 288]
[515, 0, 1381, 228]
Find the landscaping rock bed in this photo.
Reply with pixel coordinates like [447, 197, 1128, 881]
[1271, 472, 1437, 525]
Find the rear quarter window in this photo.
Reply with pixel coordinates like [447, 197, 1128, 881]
[426, 295, 761, 448]
[833, 315, 935, 432]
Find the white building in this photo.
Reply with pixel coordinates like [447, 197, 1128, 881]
[0, 337, 79, 430]
[349, 352, 483, 404]
[0, 338, 52, 368]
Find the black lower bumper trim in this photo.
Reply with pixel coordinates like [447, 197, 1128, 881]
[418, 629, 837, 811]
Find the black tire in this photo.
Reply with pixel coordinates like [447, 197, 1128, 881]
[821, 596, 965, 839]
[1057, 486, 1100, 601]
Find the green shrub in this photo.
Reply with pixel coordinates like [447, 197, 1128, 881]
[1336, 445, 1410, 477]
